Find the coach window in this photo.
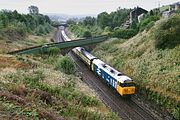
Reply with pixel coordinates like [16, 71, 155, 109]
[110, 69, 114, 73]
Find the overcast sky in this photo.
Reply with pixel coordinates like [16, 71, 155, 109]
[0, 0, 179, 15]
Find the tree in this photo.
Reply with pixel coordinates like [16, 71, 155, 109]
[83, 31, 92, 38]
[0, 12, 8, 27]
[83, 16, 96, 26]
[97, 12, 111, 29]
[44, 15, 51, 24]
[150, 10, 154, 16]
[67, 19, 76, 25]
[28, 5, 39, 15]
[24, 14, 37, 30]
[97, 8, 130, 29]
[111, 8, 130, 28]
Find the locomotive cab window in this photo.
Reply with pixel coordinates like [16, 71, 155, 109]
[117, 73, 123, 76]
[120, 83, 135, 87]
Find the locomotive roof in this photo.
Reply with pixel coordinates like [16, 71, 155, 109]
[93, 59, 132, 83]
[76, 47, 97, 60]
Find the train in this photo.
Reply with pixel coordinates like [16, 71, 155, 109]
[61, 27, 135, 96]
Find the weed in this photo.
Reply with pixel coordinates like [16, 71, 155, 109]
[79, 95, 100, 107]
[54, 56, 75, 74]
[47, 47, 60, 56]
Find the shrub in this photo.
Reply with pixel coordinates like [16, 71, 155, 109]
[139, 15, 160, 31]
[104, 26, 111, 32]
[35, 25, 46, 35]
[54, 56, 75, 74]
[109, 28, 137, 39]
[14, 22, 27, 37]
[44, 23, 52, 33]
[80, 95, 99, 107]
[154, 14, 180, 49]
[83, 31, 92, 38]
[47, 47, 60, 56]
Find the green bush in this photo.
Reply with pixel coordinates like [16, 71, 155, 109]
[80, 95, 99, 107]
[139, 15, 160, 31]
[35, 25, 46, 35]
[83, 31, 92, 38]
[54, 56, 75, 74]
[13, 22, 27, 37]
[44, 23, 53, 33]
[109, 28, 137, 39]
[154, 14, 180, 49]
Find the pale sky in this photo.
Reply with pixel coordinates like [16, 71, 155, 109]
[0, 0, 179, 15]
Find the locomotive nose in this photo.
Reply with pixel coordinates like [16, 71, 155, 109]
[124, 87, 135, 94]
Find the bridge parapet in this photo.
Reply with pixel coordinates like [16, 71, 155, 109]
[8, 36, 108, 55]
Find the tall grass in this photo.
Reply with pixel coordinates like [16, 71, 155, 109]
[1, 68, 118, 119]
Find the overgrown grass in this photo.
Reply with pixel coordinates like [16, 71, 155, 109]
[47, 47, 60, 56]
[154, 14, 180, 49]
[0, 67, 118, 119]
[92, 16, 180, 119]
[0, 54, 118, 119]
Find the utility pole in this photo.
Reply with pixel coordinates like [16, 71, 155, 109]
[158, 1, 160, 9]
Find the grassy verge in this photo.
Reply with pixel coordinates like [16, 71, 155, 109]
[0, 28, 56, 54]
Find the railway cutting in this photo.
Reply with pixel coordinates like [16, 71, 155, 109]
[59, 27, 168, 120]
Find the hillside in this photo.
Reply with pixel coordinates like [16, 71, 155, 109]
[0, 29, 56, 54]
[92, 14, 180, 119]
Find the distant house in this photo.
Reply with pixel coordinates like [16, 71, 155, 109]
[162, 1, 180, 17]
[129, 7, 148, 24]
[169, 1, 180, 11]
[162, 10, 175, 18]
[137, 13, 145, 23]
[122, 7, 148, 29]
